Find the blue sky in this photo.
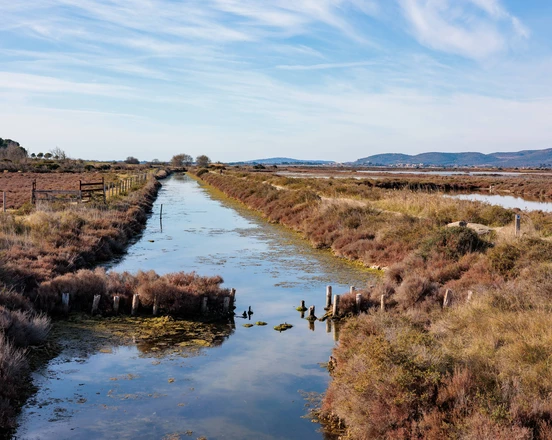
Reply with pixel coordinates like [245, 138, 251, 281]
[1, 0, 551, 162]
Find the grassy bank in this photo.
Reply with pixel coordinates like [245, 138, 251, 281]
[194, 168, 552, 438]
[0, 170, 230, 435]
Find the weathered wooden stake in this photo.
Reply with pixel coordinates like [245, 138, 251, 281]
[160, 204, 163, 220]
[308, 320, 315, 331]
[380, 294, 386, 312]
[92, 295, 100, 315]
[201, 296, 208, 314]
[230, 288, 236, 306]
[443, 289, 452, 308]
[300, 300, 306, 310]
[325, 285, 332, 309]
[62, 292, 70, 314]
[356, 293, 362, 313]
[332, 294, 340, 316]
[515, 214, 521, 237]
[467, 290, 473, 303]
[350, 286, 356, 294]
[153, 296, 159, 316]
[113, 295, 120, 314]
[131, 294, 140, 316]
[223, 297, 230, 313]
[326, 319, 332, 333]
[2, 191, 5, 212]
[308, 305, 316, 319]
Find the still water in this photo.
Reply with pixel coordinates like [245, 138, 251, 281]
[448, 193, 552, 213]
[16, 174, 373, 440]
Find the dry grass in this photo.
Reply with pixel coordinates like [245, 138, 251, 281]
[196, 168, 552, 438]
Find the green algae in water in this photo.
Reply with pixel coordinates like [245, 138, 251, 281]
[243, 324, 254, 328]
[274, 323, 293, 332]
[255, 321, 267, 326]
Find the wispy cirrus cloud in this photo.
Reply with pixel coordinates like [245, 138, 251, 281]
[399, 0, 529, 59]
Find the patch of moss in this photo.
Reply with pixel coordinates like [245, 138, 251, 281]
[274, 323, 293, 332]
[255, 321, 267, 326]
[243, 323, 254, 328]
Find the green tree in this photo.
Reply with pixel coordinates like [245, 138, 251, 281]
[37, 152, 44, 158]
[125, 156, 140, 164]
[196, 155, 211, 167]
[171, 153, 193, 167]
[44, 152, 52, 159]
[31, 153, 36, 159]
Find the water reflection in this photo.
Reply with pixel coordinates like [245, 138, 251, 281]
[17, 174, 372, 440]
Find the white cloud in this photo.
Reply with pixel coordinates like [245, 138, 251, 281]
[399, 0, 529, 59]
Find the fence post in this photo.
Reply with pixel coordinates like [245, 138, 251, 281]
[131, 294, 140, 316]
[92, 295, 101, 315]
[230, 288, 236, 307]
[466, 290, 473, 303]
[350, 286, 356, 294]
[325, 285, 332, 309]
[380, 294, 386, 312]
[356, 293, 362, 313]
[515, 214, 521, 237]
[201, 296, 208, 314]
[443, 289, 452, 308]
[308, 305, 316, 320]
[153, 296, 159, 316]
[113, 296, 120, 314]
[332, 294, 340, 317]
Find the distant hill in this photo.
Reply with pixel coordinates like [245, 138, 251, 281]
[354, 148, 552, 167]
[231, 157, 335, 165]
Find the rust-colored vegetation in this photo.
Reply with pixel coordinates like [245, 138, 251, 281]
[194, 168, 552, 439]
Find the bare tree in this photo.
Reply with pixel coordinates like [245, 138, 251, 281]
[196, 155, 211, 167]
[171, 154, 193, 167]
[50, 146, 67, 160]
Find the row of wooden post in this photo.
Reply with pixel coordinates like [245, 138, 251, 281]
[305, 285, 471, 319]
[105, 172, 150, 199]
[61, 287, 237, 316]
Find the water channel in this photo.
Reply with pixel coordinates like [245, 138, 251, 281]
[448, 193, 552, 213]
[15, 174, 374, 440]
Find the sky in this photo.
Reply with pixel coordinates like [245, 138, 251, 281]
[1, 0, 552, 162]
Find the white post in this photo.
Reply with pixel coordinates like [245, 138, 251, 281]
[113, 295, 120, 314]
[380, 294, 386, 312]
[443, 289, 452, 308]
[332, 294, 340, 316]
[325, 285, 332, 309]
[350, 286, 356, 294]
[131, 294, 139, 316]
[92, 295, 100, 315]
[356, 293, 362, 313]
[153, 296, 159, 316]
[515, 214, 521, 237]
[467, 290, 473, 303]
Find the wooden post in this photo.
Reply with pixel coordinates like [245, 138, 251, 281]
[326, 319, 332, 333]
[113, 295, 120, 314]
[380, 294, 386, 312]
[443, 289, 452, 308]
[515, 214, 521, 237]
[230, 288, 236, 307]
[325, 285, 332, 309]
[131, 294, 139, 316]
[2, 191, 5, 212]
[223, 297, 230, 314]
[102, 177, 106, 203]
[466, 290, 473, 303]
[308, 320, 315, 331]
[153, 296, 159, 316]
[332, 294, 340, 316]
[62, 292, 70, 314]
[350, 286, 356, 294]
[300, 300, 306, 310]
[332, 321, 340, 342]
[356, 293, 362, 313]
[201, 296, 208, 314]
[308, 305, 316, 319]
[92, 295, 100, 315]
[160, 204, 163, 220]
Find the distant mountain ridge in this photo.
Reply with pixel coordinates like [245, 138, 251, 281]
[231, 157, 335, 165]
[354, 148, 552, 167]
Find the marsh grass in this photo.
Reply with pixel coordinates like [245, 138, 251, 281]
[197, 169, 552, 438]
